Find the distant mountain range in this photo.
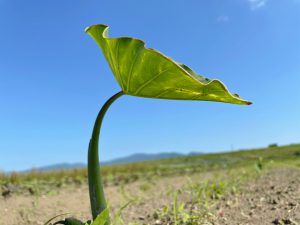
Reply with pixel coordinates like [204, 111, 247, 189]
[103, 152, 184, 165]
[30, 151, 202, 172]
[33, 163, 86, 172]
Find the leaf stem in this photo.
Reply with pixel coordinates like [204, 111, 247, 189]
[88, 91, 124, 220]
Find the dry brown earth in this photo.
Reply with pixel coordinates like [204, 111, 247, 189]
[215, 167, 300, 225]
[0, 167, 299, 225]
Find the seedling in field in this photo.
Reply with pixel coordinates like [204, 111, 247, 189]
[51, 24, 251, 225]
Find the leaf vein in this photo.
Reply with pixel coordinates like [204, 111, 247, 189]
[126, 46, 143, 92]
[114, 41, 125, 90]
[134, 69, 170, 95]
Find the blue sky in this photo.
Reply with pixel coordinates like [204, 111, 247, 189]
[0, 0, 299, 171]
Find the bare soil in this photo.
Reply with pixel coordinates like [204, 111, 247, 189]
[0, 172, 213, 225]
[0, 167, 299, 225]
[215, 167, 300, 225]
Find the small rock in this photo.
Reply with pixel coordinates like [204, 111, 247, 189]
[28, 187, 35, 195]
[138, 216, 145, 220]
[288, 202, 296, 207]
[272, 218, 298, 225]
[152, 212, 159, 220]
[155, 219, 162, 225]
[2, 189, 10, 197]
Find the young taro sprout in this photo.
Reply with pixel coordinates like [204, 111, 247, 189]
[52, 24, 251, 225]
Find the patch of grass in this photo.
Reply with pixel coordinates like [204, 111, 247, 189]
[147, 164, 260, 225]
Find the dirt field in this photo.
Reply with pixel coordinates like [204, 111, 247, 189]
[0, 166, 299, 225]
[215, 167, 300, 225]
[0, 171, 213, 225]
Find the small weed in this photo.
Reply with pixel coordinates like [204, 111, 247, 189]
[255, 157, 264, 172]
[139, 182, 151, 192]
[119, 184, 143, 204]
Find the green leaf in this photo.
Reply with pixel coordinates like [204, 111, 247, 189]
[112, 200, 134, 225]
[64, 218, 86, 225]
[90, 208, 110, 225]
[85, 24, 251, 105]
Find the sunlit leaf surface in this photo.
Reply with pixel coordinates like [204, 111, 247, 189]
[86, 24, 251, 105]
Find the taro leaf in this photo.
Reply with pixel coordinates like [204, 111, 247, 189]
[85, 24, 251, 105]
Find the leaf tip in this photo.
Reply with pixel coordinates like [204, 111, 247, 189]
[84, 24, 109, 34]
[84, 26, 92, 33]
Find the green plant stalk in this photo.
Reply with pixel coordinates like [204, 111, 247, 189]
[88, 91, 124, 220]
